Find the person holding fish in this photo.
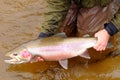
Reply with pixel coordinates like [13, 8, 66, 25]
[32, 0, 120, 63]
[39, 0, 120, 51]
[4, 0, 120, 67]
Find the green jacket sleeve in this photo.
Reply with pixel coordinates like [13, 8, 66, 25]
[40, 0, 70, 34]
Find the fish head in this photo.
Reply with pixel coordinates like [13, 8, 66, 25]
[4, 46, 32, 64]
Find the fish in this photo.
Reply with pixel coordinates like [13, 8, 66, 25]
[4, 33, 112, 69]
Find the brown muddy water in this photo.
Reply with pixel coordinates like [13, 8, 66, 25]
[0, 0, 120, 80]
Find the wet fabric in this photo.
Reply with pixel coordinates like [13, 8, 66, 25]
[59, 0, 119, 37]
[76, 1, 120, 37]
[40, 0, 120, 36]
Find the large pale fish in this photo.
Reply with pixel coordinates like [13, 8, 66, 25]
[4, 33, 111, 69]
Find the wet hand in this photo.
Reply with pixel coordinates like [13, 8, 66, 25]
[93, 29, 110, 51]
[37, 56, 44, 61]
[30, 56, 44, 63]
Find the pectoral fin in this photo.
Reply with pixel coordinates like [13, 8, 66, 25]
[79, 50, 91, 59]
[59, 59, 68, 69]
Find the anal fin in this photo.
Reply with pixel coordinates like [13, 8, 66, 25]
[79, 50, 91, 59]
[59, 59, 68, 69]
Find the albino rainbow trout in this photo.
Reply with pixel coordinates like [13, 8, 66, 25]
[4, 33, 103, 69]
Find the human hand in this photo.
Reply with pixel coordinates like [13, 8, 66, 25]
[30, 56, 44, 63]
[93, 29, 110, 51]
[36, 56, 44, 61]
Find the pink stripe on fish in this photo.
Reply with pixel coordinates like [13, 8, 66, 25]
[39, 44, 78, 52]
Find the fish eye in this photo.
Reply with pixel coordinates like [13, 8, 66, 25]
[13, 53, 18, 56]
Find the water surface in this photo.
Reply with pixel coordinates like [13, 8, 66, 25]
[0, 0, 120, 80]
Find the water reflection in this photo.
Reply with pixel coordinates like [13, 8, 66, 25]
[4, 55, 120, 80]
[6, 62, 59, 73]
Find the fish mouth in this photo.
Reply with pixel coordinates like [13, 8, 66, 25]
[4, 57, 28, 64]
[4, 58, 20, 64]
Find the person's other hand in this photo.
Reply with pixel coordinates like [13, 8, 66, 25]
[36, 56, 44, 61]
[93, 29, 110, 51]
[30, 56, 44, 63]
